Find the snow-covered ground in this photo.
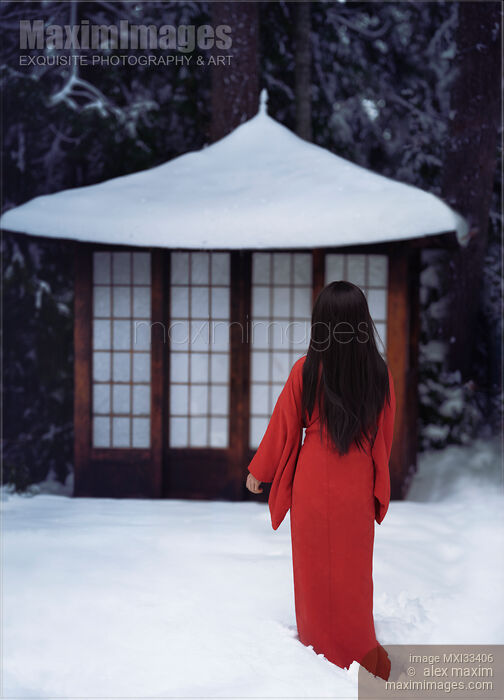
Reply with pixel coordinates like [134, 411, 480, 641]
[2, 436, 503, 698]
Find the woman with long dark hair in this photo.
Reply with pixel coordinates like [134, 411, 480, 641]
[246, 281, 396, 680]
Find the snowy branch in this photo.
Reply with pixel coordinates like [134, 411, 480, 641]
[331, 14, 391, 40]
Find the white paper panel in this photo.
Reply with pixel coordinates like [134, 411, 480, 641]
[190, 385, 208, 415]
[210, 385, 228, 415]
[252, 253, 270, 284]
[211, 287, 230, 319]
[367, 288, 387, 321]
[272, 287, 290, 318]
[211, 253, 230, 285]
[250, 321, 269, 349]
[170, 417, 188, 447]
[368, 255, 388, 286]
[132, 417, 150, 447]
[271, 320, 290, 350]
[133, 385, 150, 415]
[211, 321, 229, 352]
[112, 416, 130, 447]
[93, 384, 110, 414]
[113, 353, 131, 382]
[191, 252, 209, 284]
[113, 252, 131, 284]
[251, 384, 269, 416]
[191, 286, 210, 318]
[170, 287, 189, 318]
[273, 253, 290, 284]
[93, 286, 111, 317]
[189, 417, 207, 446]
[251, 351, 269, 383]
[190, 353, 208, 383]
[293, 253, 312, 285]
[325, 254, 344, 281]
[93, 253, 111, 284]
[209, 417, 228, 448]
[252, 286, 270, 317]
[93, 352, 111, 382]
[113, 286, 130, 317]
[113, 384, 130, 414]
[190, 321, 210, 351]
[133, 253, 151, 284]
[132, 321, 151, 351]
[133, 286, 150, 318]
[113, 320, 131, 350]
[346, 254, 366, 285]
[293, 286, 312, 318]
[93, 416, 110, 447]
[170, 384, 188, 415]
[171, 252, 189, 284]
[170, 320, 189, 350]
[170, 353, 188, 384]
[133, 352, 150, 383]
[250, 416, 268, 448]
[210, 353, 229, 383]
[93, 320, 111, 350]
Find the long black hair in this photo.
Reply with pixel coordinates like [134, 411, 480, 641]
[301, 280, 391, 456]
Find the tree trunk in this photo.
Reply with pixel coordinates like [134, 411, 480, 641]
[440, 1, 501, 378]
[295, 2, 312, 141]
[209, 2, 259, 143]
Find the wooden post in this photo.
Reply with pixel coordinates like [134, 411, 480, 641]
[73, 243, 92, 496]
[386, 244, 415, 499]
[403, 248, 421, 496]
[150, 248, 165, 498]
[229, 251, 252, 499]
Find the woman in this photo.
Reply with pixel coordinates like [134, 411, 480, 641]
[246, 281, 396, 680]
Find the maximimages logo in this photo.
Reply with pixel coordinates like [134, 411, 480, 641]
[19, 20, 233, 52]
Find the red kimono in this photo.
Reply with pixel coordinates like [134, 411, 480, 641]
[248, 355, 396, 680]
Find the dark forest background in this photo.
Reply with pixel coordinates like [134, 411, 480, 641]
[1, 1, 501, 490]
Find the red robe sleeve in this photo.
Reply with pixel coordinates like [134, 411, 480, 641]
[372, 367, 396, 525]
[247, 357, 305, 530]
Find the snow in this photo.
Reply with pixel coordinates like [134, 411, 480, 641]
[1, 92, 469, 250]
[3, 436, 503, 697]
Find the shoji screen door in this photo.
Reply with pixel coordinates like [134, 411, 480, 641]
[92, 251, 152, 449]
[249, 252, 312, 448]
[168, 252, 231, 449]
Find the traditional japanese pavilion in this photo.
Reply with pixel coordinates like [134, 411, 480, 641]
[1, 91, 468, 502]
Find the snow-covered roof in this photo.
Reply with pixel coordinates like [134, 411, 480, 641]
[1, 90, 469, 249]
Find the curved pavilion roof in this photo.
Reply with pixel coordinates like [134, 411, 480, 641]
[1, 91, 468, 249]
